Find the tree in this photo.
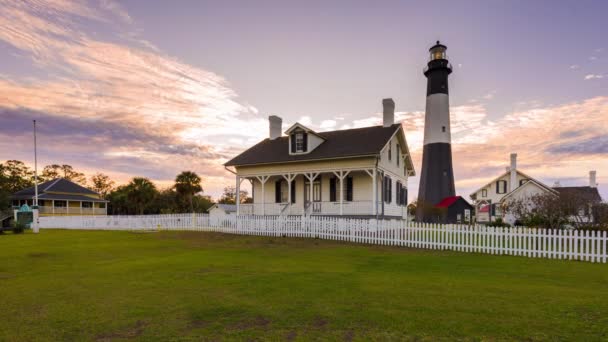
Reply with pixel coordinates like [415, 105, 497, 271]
[174, 171, 203, 212]
[0, 160, 34, 193]
[502, 191, 599, 229]
[89, 173, 115, 199]
[218, 186, 249, 204]
[125, 177, 158, 215]
[42, 164, 87, 185]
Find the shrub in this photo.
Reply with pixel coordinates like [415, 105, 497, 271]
[11, 221, 27, 234]
[490, 218, 510, 228]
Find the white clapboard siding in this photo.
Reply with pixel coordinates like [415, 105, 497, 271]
[38, 214, 608, 264]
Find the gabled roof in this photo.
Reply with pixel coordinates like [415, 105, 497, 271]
[435, 196, 473, 208]
[500, 179, 558, 202]
[284, 122, 324, 138]
[553, 186, 602, 203]
[435, 196, 460, 208]
[225, 124, 410, 168]
[470, 169, 543, 198]
[13, 178, 98, 197]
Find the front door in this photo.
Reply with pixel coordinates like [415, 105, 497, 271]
[305, 182, 321, 213]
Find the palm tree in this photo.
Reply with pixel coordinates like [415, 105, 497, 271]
[175, 171, 203, 212]
[126, 177, 158, 215]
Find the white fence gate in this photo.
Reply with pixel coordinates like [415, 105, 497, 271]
[38, 214, 608, 263]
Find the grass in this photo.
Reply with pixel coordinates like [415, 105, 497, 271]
[0, 230, 607, 341]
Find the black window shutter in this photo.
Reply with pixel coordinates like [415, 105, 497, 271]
[389, 178, 393, 203]
[275, 180, 281, 203]
[330, 178, 336, 202]
[396, 183, 400, 205]
[302, 133, 308, 152]
[403, 188, 408, 207]
[291, 180, 296, 203]
[383, 177, 387, 202]
[397, 183, 402, 205]
[346, 177, 353, 201]
[496, 181, 500, 194]
[290, 134, 296, 153]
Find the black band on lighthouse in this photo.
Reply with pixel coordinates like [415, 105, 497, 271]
[425, 60, 451, 96]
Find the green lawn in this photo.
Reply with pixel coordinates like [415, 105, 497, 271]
[1, 230, 607, 341]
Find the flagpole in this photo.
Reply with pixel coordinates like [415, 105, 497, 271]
[33, 120, 38, 207]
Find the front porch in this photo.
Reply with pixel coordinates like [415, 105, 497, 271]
[235, 168, 407, 218]
[12, 199, 107, 216]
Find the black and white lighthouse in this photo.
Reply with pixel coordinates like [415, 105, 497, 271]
[417, 41, 456, 221]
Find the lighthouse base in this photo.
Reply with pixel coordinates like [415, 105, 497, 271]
[416, 142, 456, 222]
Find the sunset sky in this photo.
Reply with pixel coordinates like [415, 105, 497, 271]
[1, 0, 607, 201]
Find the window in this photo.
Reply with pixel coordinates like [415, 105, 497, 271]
[330, 177, 353, 202]
[82, 202, 93, 208]
[384, 176, 392, 203]
[54, 200, 67, 207]
[291, 181, 296, 203]
[396, 182, 402, 205]
[388, 143, 392, 161]
[396, 143, 400, 166]
[346, 177, 353, 202]
[442, 126, 446, 132]
[295, 133, 304, 152]
[275, 180, 288, 203]
[290, 131, 307, 153]
[496, 180, 507, 194]
[519, 179, 528, 187]
[481, 189, 487, 198]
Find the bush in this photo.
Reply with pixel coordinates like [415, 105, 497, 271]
[11, 221, 27, 234]
[490, 218, 510, 228]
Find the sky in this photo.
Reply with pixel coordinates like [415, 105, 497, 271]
[0, 0, 607, 201]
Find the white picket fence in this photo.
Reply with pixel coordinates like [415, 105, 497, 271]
[38, 214, 608, 263]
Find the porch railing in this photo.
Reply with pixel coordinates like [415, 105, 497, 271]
[37, 206, 106, 215]
[238, 201, 406, 217]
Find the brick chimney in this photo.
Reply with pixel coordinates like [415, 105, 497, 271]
[383, 98, 395, 127]
[510, 153, 517, 192]
[269, 115, 282, 140]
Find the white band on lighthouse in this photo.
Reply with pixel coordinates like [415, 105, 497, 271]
[423, 93, 451, 145]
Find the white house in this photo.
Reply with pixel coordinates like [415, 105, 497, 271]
[224, 98, 415, 218]
[470, 154, 602, 225]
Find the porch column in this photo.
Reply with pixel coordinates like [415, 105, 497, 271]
[372, 169, 377, 216]
[236, 176, 240, 215]
[363, 169, 377, 216]
[52, 200, 55, 215]
[283, 174, 296, 213]
[80, 201, 83, 215]
[255, 176, 269, 215]
[333, 170, 350, 216]
[304, 172, 319, 215]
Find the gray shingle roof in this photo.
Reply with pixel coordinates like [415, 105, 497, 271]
[213, 204, 237, 212]
[553, 186, 602, 203]
[225, 124, 401, 166]
[13, 178, 99, 197]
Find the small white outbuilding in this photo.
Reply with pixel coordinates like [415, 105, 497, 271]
[208, 204, 237, 222]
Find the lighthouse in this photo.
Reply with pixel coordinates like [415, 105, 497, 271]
[417, 41, 456, 221]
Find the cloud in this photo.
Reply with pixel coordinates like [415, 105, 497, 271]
[584, 74, 604, 80]
[0, 0, 266, 198]
[292, 97, 608, 201]
[569, 64, 580, 70]
[320, 119, 337, 130]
